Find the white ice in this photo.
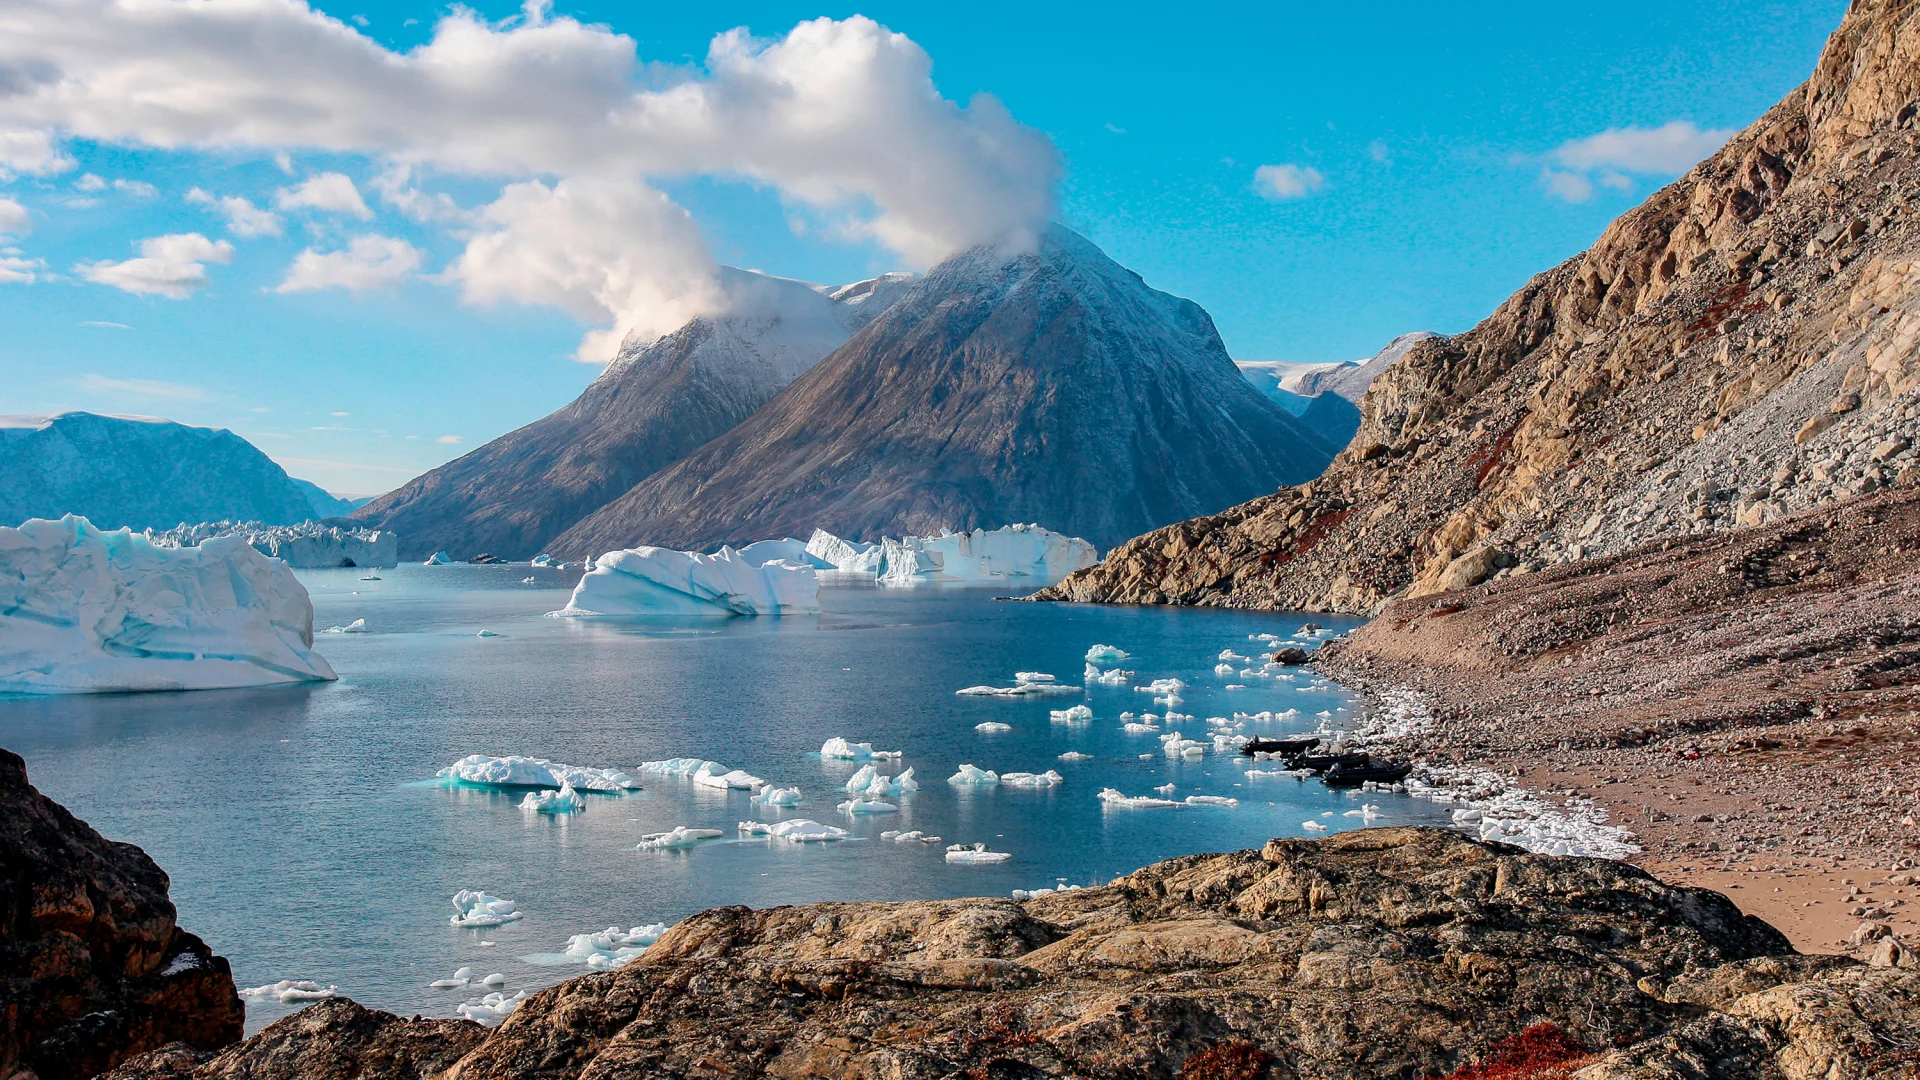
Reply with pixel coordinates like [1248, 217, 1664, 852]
[1134, 678, 1186, 696]
[450, 890, 523, 928]
[739, 818, 848, 841]
[732, 537, 833, 570]
[240, 979, 337, 1003]
[945, 843, 1012, 864]
[322, 618, 368, 635]
[456, 990, 527, 1021]
[1085, 644, 1130, 663]
[1097, 788, 1239, 809]
[560, 924, 667, 970]
[1083, 663, 1133, 686]
[531, 555, 554, 567]
[1000, 770, 1064, 788]
[871, 524, 1098, 586]
[1302, 820, 1328, 832]
[1049, 704, 1093, 723]
[691, 764, 766, 791]
[519, 783, 585, 814]
[818, 738, 901, 760]
[424, 551, 454, 565]
[948, 764, 999, 785]
[957, 671, 1083, 698]
[635, 827, 724, 850]
[837, 797, 898, 815]
[441, 755, 640, 792]
[881, 829, 941, 844]
[755, 786, 804, 806]
[1057, 751, 1092, 761]
[0, 516, 338, 694]
[803, 528, 883, 573]
[551, 545, 819, 617]
[843, 764, 917, 797]
[975, 721, 1012, 732]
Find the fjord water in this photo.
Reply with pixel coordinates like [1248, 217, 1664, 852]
[0, 565, 1445, 1031]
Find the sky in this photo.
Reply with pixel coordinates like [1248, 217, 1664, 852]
[0, 0, 1848, 496]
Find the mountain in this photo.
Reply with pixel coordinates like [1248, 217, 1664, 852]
[1288, 331, 1440, 401]
[289, 478, 368, 519]
[0, 412, 321, 531]
[352, 268, 916, 559]
[1040, 0, 1920, 612]
[551, 226, 1340, 556]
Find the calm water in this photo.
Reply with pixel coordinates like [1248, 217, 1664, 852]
[0, 564, 1442, 1030]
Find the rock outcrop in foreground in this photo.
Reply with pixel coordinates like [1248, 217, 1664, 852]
[109, 828, 1920, 1080]
[1040, 0, 1920, 613]
[0, 749, 242, 1080]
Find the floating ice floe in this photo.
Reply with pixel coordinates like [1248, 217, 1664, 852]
[531, 555, 554, 567]
[240, 979, 337, 1003]
[1012, 883, 1085, 899]
[440, 755, 640, 792]
[1159, 732, 1207, 758]
[691, 764, 766, 791]
[1135, 678, 1186, 696]
[1049, 704, 1093, 723]
[635, 827, 724, 850]
[1154, 783, 1176, 795]
[550, 545, 820, 617]
[521, 576, 537, 584]
[1344, 803, 1383, 822]
[945, 843, 1012, 864]
[755, 785, 804, 806]
[559, 924, 667, 970]
[1245, 768, 1312, 779]
[456, 990, 527, 1021]
[975, 722, 1012, 732]
[519, 783, 585, 814]
[948, 764, 999, 785]
[424, 551, 454, 565]
[843, 764, 917, 797]
[450, 890, 523, 928]
[837, 797, 898, 814]
[818, 738, 902, 760]
[1097, 788, 1239, 809]
[1085, 644, 1130, 663]
[881, 829, 943, 843]
[0, 516, 339, 694]
[1084, 663, 1133, 686]
[429, 967, 475, 989]
[732, 537, 834, 570]
[1000, 770, 1064, 788]
[322, 618, 368, 634]
[806, 524, 1098, 586]
[476, 629, 499, 638]
[1302, 820, 1328, 832]
[1218, 649, 1250, 663]
[1058, 751, 1092, 762]
[803, 529, 883, 573]
[957, 671, 1083, 698]
[1123, 722, 1160, 735]
[739, 818, 848, 842]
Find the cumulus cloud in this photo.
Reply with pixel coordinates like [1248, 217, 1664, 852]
[0, 197, 29, 236]
[277, 234, 422, 292]
[447, 177, 722, 360]
[1253, 163, 1326, 200]
[0, 254, 42, 283]
[0, 128, 72, 179]
[0, 0, 1058, 350]
[276, 172, 373, 218]
[78, 233, 234, 298]
[187, 188, 283, 237]
[1541, 121, 1734, 202]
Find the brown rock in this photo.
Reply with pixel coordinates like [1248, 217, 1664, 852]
[101, 1000, 484, 1080]
[0, 749, 243, 1080]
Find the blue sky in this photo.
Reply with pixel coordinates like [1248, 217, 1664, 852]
[0, 0, 1845, 495]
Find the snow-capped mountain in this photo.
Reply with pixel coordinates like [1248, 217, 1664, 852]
[0, 412, 335, 531]
[551, 225, 1341, 555]
[353, 268, 915, 559]
[1255, 331, 1441, 403]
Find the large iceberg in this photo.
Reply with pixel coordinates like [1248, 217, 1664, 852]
[438, 755, 640, 792]
[0, 515, 338, 694]
[148, 520, 399, 569]
[732, 537, 833, 569]
[803, 524, 1098, 585]
[552, 546, 820, 616]
[804, 529, 883, 573]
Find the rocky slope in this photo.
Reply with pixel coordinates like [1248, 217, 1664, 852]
[0, 748, 242, 1080]
[352, 270, 915, 560]
[553, 226, 1337, 555]
[104, 828, 1920, 1080]
[1040, 0, 1920, 612]
[0, 413, 324, 533]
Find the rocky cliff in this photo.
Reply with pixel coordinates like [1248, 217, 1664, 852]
[103, 828, 1920, 1080]
[1040, 0, 1920, 612]
[0, 413, 325, 533]
[0, 749, 242, 1080]
[352, 270, 914, 560]
[552, 226, 1338, 555]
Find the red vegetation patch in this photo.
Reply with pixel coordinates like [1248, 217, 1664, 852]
[1180, 1042, 1277, 1080]
[1260, 507, 1354, 568]
[1466, 420, 1521, 488]
[1434, 1024, 1595, 1080]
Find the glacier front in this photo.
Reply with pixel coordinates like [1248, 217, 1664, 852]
[0, 515, 338, 694]
[804, 524, 1097, 585]
[553, 546, 820, 616]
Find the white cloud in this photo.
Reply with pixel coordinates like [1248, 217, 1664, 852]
[78, 233, 234, 298]
[80, 320, 133, 329]
[447, 177, 723, 360]
[75, 172, 107, 192]
[1253, 163, 1326, 200]
[276, 172, 373, 218]
[78, 373, 210, 400]
[369, 164, 471, 224]
[0, 197, 30, 236]
[436, 434, 462, 444]
[1542, 121, 1735, 202]
[187, 188, 284, 237]
[276, 234, 422, 292]
[0, 2, 1057, 346]
[0, 128, 72, 179]
[113, 177, 158, 197]
[0, 254, 42, 283]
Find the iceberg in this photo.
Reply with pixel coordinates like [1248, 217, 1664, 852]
[450, 890, 523, 927]
[519, 783, 586, 814]
[874, 524, 1098, 585]
[1084, 663, 1133, 686]
[948, 764, 999, 786]
[559, 924, 667, 970]
[818, 738, 901, 760]
[553, 545, 819, 617]
[321, 618, 368, 634]
[755, 785, 804, 806]
[1000, 770, 1064, 788]
[691, 764, 766, 791]
[1058, 751, 1093, 762]
[1097, 788, 1240, 809]
[425, 551, 454, 565]
[837, 797, 898, 814]
[804, 528, 884, 573]
[843, 764, 916, 797]
[1049, 704, 1093, 723]
[739, 818, 847, 842]
[974, 721, 1012, 732]
[1085, 644, 1130, 663]
[956, 671, 1083, 698]
[635, 827, 724, 850]
[732, 537, 833, 569]
[439, 755, 640, 792]
[531, 554, 554, 567]
[239, 979, 338, 1003]
[0, 515, 338, 694]
[945, 843, 1012, 864]
[147, 520, 400, 569]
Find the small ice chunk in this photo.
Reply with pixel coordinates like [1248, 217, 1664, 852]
[1085, 644, 1131, 663]
[837, 798, 898, 814]
[559, 924, 666, 969]
[975, 721, 1012, 732]
[1185, 795, 1239, 807]
[635, 827, 724, 850]
[691, 764, 765, 790]
[945, 842, 1012, 864]
[947, 764, 999, 785]
[481, 972, 506, 986]
[1058, 751, 1092, 762]
[739, 818, 848, 841]
[430, 977, 467, 989]
[518, 782, 585, 814]
[1134, 678, 1186, 695]
[1097, 788, 1238, 809]
[1302, 820, 1328, 832]
[442, 754, 640, 792]
[1154, 783, 1176, 795]
[1049, 704, 1093, 723]
[818, 737, 901, 760]
[455, 989, 527, 1021]
[321, 618, 368, 635]
[240, 979, 338, 1003]
[450, 890, 523, 928]
[1014, 671, 1056, 683]
[476, 629, 499, 637]
[1000, 769, 1064, 788]
[1083, 664, 1133, 686]
[424, 551, 454, 565]
[756, 785, 804, 806]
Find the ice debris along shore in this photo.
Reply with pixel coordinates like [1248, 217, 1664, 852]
[801, 524, 1098, 585]
[147, 520, 398, 568]
[239, 979, 337, 1003]
[437, 755, 641, 792]
[551, 545, 820, 616]
[956, 671, 1083, 697]
[557, 925, 667, 970]
[0, 515, 338, 694]
[635, 826, 725, 850]
[1097, 787, 1240, 809]
[450, 890, 523, 928]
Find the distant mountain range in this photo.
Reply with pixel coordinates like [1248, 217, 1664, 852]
[0, 412, 358, 531]
[1235, 332, 1439, 449]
